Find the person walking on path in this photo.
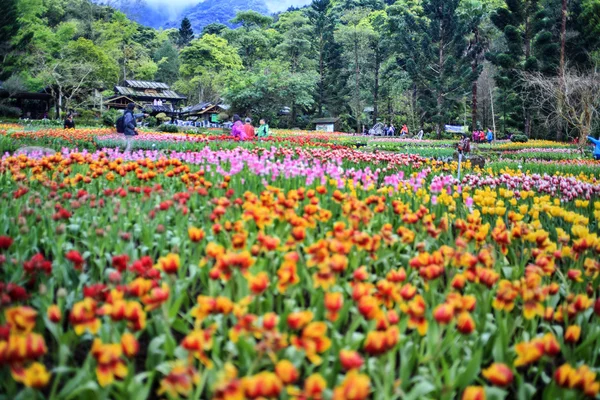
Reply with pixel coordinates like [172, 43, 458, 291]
[257, 119, 270, 138]
[243, 118, 255, 140]
[64, 114, 75, 129]
[587, 136, 600, 160]
[486, 128, 494, 146]
[123, 103, 147, 152]
[231, 115, 244, 140]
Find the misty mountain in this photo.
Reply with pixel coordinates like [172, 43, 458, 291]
[167, 0, 269, 31]
[93, 0, 270, 32]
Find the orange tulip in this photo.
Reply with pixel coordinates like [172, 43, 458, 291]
[482, 363, 513, 386]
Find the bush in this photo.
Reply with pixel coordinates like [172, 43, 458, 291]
[102, 110, 120, 127]
[158, 124, 179, 133]
[0, 104, 22, 118]
[511, 134, 529, 143]
[146, 116, 158, 128]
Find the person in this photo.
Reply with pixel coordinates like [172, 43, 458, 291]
[416, 129, 424, 140]
[123, 103, 147, 152]
[389, 124, 396, 137]
[64, 114, 75, 129]
[401, 124, 409, 137]
[231, 115, 244, 139]
[457, 132, 471, 155]
[587, 136, 600, 160]
[486, 128, 494, 145]
[243, 118, 255, 140]
[383, 124, 389, 136]
[257, 119, 270, 138]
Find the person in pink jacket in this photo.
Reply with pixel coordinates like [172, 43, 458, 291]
[231, 115, 244, 139]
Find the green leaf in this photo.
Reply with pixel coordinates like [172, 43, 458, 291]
[456, 348, 482, 389]
[404, 380, 436, 400]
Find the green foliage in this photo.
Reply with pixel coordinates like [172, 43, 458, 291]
[510, 134, 529, 143]
[154, 40, 180, 85]
[0, 104, 22, 118]
[178, 17, 194, 47]
[225, 60, 318, 126]
[158, 123, 179, 133]
[102, 109, 119, 127]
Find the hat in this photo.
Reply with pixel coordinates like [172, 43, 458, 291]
[245, 118, 252, 123]
[127, 103, 135, 110]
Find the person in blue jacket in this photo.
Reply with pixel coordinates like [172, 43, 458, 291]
[486, 128, 494, 144]
[587, 136, 600, 160]
[123, 103, 147, 152]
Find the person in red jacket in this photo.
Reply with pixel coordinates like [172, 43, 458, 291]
[243, 118, 255, 140]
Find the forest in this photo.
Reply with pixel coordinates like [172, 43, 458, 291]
[1, 0, 600, 139]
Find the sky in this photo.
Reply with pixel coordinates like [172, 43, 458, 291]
[140, 0, 312, 12]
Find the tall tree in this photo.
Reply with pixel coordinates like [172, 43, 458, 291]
[154, 40, 180, 85]
[307, 0, 330, 116]
[178, 17, 194, 47]
[489, 0, 542, 136]
[176, 34, 243, 103]
[0, 0, 19, 75]
[401, 0, 471, 137]
[335, 9, 376, 133]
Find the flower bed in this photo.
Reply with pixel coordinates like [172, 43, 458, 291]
[0, 148, 599, 399]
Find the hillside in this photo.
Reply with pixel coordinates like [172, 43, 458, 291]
[93, 0, 270, 32]
[169, 0, 269, 31]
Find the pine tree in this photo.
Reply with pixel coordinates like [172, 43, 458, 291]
[489, 0, 543, 137]
[178, 17, 194, 47]
[400, 0, 471, 137]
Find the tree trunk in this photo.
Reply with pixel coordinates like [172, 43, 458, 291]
[354, 35, 361, 134]
[556, 0, 567, 141]
[472, 64, 478, 132]
[373, 48, 380, 126]
[318, 36, 324, 116]
[436, 16, 444, 139]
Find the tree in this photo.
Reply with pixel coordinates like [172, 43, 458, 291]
[489, 0, 543, 136]
[523, 68, 600, 148]
[0, 0, 19, 75]
[154, 40, 180, 85]
[202, 23, 228, 37]
[178, 17, 194, 47]
[335, 9, 376, 133]
[177, 34, 243, 103]
[225, 60, 318, 126]
[400, 0, 471, 137]
[458, 0, 496, 132]
[307, 0, 333, 116]
[230, 11, 273, 30]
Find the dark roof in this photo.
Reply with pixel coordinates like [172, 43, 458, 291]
[312, 117, 340, 124]
[182, 103, 228, 115]
[182, 102, 212, 113]
[123, 80, 170, 90]
[114, 86, 186, 101]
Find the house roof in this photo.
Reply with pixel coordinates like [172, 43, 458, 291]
[181, 103, 228, 115]
[123, 80, 170, 90]
[312, 117, 340, 124]
[114, 86, 187, 101]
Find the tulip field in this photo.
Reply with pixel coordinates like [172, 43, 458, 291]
[1, 125, 600, 400]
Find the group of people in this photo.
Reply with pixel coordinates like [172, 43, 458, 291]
[383, 124, 409, 137]
[473, 128, 494, 144]
[230, 114, 270, 140]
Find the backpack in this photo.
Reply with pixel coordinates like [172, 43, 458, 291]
[116, 111, 131, 133]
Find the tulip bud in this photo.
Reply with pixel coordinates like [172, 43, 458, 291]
[47, 304, 62, 323]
